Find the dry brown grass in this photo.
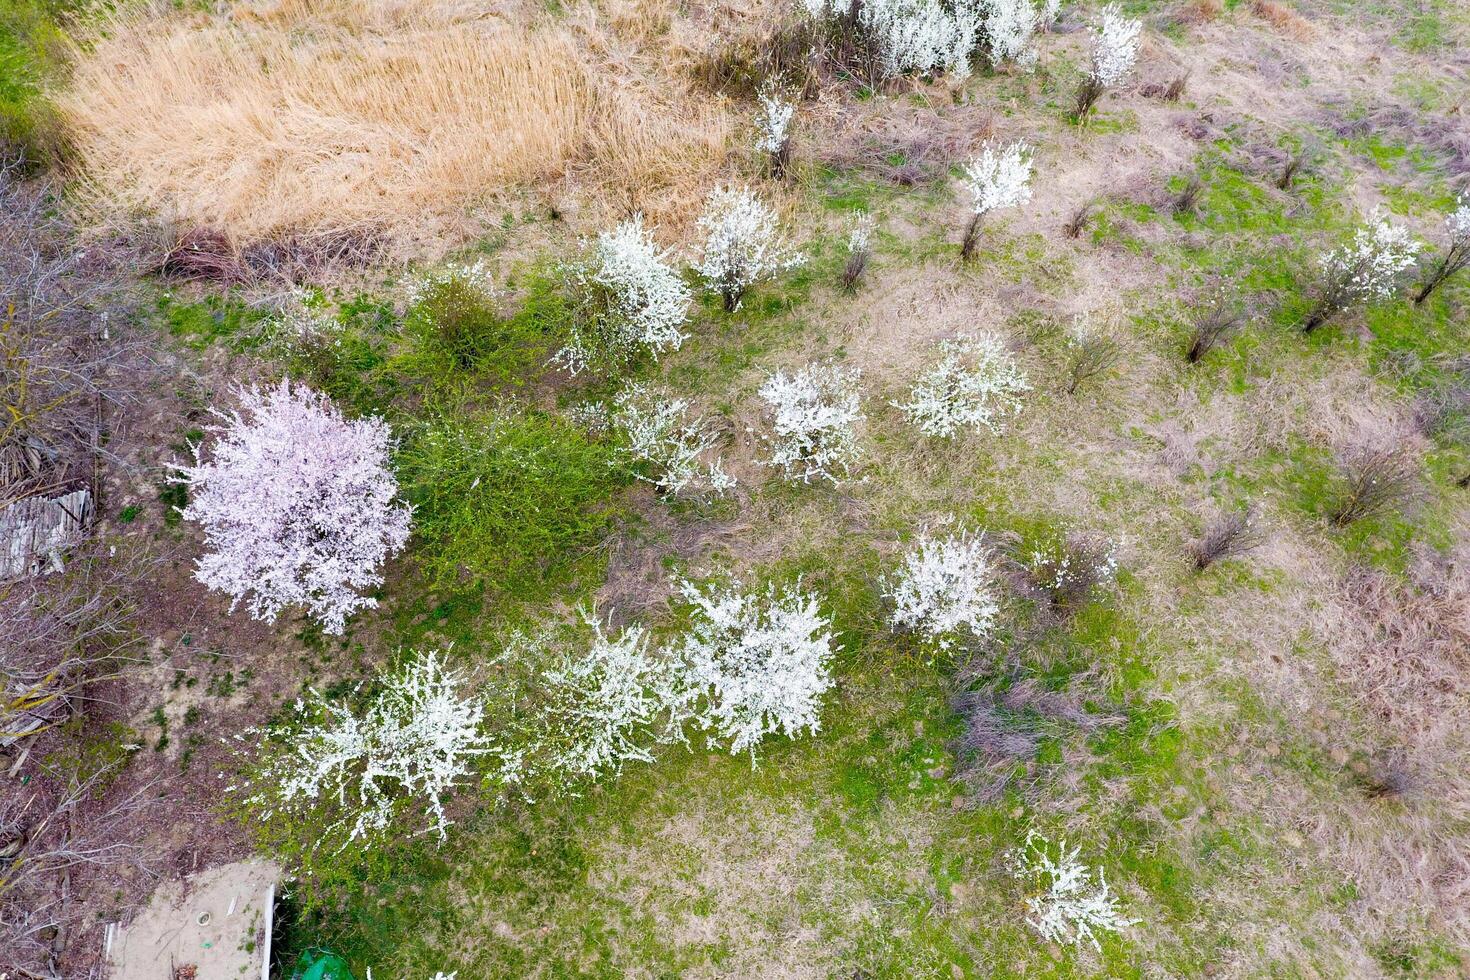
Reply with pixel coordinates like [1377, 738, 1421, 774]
[57, 0, 733, 257]
[1176, 0, 1223, 23]
[1328, 558, 1470, 754]
[1250, 0, 1316, 40]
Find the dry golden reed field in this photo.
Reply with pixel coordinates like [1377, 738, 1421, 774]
[59, 0, 736, 254]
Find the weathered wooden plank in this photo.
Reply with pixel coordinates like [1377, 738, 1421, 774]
[0, 488, 92, 581]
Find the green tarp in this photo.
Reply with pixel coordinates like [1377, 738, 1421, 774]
[293, 949, 354, 980]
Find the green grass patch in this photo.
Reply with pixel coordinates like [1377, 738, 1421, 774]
[396, 406, 628, 602]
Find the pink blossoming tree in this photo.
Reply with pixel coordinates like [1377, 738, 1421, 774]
[170, 380, 412, 634]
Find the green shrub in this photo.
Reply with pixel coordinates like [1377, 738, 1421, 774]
[398, 407, 626, 599]
[402, 271, 566, 386]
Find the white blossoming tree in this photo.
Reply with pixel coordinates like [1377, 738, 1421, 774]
[1411, 194, 1470, 305]
[1013, 830, 1136, 952]
[1075, 3, 1141, 120]
[675, 578, 837, 758]
[601, 382, 736, 499]
[170, 380, 412, 635]
[694, 187, 805, 312]
[755, 86, 796, 177]
[1040, 0, 1061, 32]
[1303, 211, 1421, 333]
[980, 0, 1040, 68]
[959, 141, 1034, 260]
[555, 215, 692, 374]
[801, 0, 979, 81]
[241, 650, 491, 846]
[841, 211, 877, 293]
[895, 333, 1030, 437]
[536, 614, 694, 782]
[884, 530, 1000, 652]
[758, 362, 865, 485]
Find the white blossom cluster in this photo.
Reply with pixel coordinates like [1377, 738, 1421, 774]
[884, 530, 1000, 651]
[1321, 211, 1423, 302]
[694, 187, 805, 311]
[1041, 0, 1061, 29]
[538, 615, 692, 781]
[754, 87, 796, 156]
[981, 0, 1040, 67]
[406, 257, 498, 307]
[676, 578, 837, 757]
[1088, 3, 1141, 88]
[169, 380, 412, 635]
[1447, 193, 1470, 245]
[801, 0, 978, 79]
[247, 650, 491, 844]
[848, 211, 876, 256]
[1013, 830, 1137, 952]
[1026, 535, 1118, 600]
[272, 288, 337, 338]
[758, 362, 865, 485]
[600, 382, 736, 498]
[961, 141, 1035, 218]
[556, 215, 692, 374]
[895, 333, 1030, 437]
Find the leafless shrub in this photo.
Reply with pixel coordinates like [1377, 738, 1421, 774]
[1172, 176, 1204, 216]
[156, 226, 246, 283]
[1347, 749, 1418, 802]
[1277, 150, 1305, 190]
[1, 161, 140, 501]
[1186, 293, 1246, 362]
[1074, 76, 1106, 122]
[1177, 0, 1223, 22]
[1251, 0, 1315, 39]
[1327, 447, 1421, 527]
[1142, 72, 1190, 102]
[840, 223, 873, 294]
[1063, 199, 1097, 239]
[1, 540, 149, 751]
[1063, 330, 1122, 395]
[1189, 507, 1262, 571]
[0, 758, 156, 977]
[692, 18, 819, 99]
[949, 676, 1122, 803]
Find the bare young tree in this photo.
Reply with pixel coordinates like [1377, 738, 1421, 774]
[1186, 292, 1246, 363]
[1410, 195, 1470, 306]
[1063, 199, 1097, 239]
[1062, 319, 1122, 395]
[1172, 176, 1204, 216]
[1189, 507, 1262, 571]
[1277, 151, 1305, 190]
[1328, 447, 1421, 527]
